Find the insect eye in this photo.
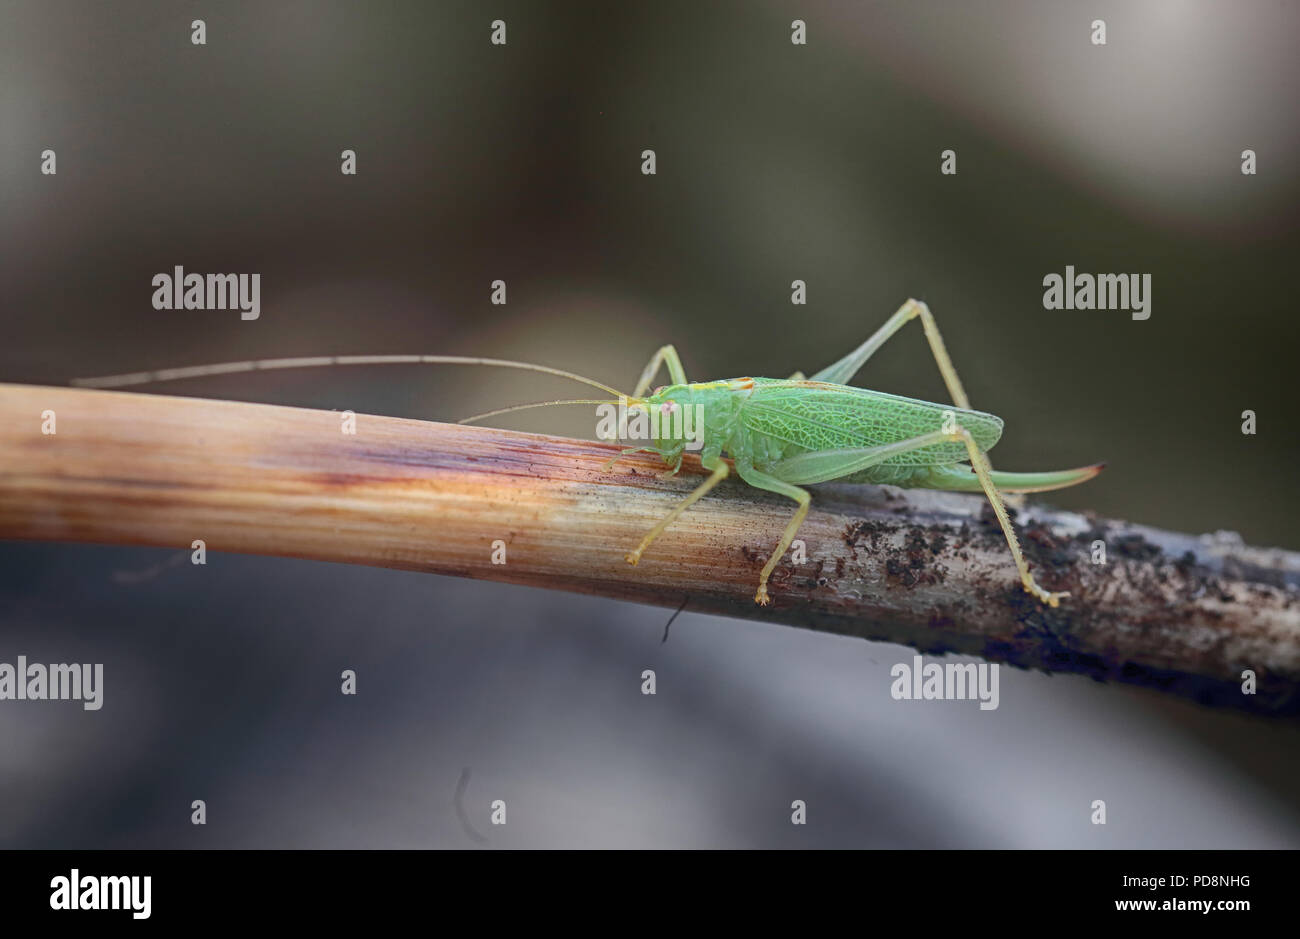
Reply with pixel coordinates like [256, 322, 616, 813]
[652, 385, 666, 395]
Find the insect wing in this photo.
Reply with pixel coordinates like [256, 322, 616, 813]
[739, 380, 1002, 465]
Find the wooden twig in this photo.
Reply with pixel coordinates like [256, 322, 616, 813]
[2, 382, 1298, 714]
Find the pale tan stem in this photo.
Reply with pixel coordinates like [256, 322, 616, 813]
[1, 383, 1298, 715]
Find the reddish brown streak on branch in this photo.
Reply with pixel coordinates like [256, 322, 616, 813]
[2, 383, 1298, 715]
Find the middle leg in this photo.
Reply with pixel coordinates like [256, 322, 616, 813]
[731, 463, 811, 606]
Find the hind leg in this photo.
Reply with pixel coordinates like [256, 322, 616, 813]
[760, 429, 1067, 607]
[810, 298, 970, 409]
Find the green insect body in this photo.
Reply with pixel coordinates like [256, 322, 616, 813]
[72, 299, 1103, 609]
[647, 378, 1092, 491]
[648, 379, 1004, 480]
[608, 299, 1102, 606]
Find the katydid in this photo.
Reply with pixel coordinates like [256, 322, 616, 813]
[73, 299, 1103, 607]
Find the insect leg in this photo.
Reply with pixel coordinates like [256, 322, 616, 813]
[633, 345, 689, 398]
[597, 345, 689, 475]
[810, 299, 970, 409]
[759, 430, 1067, 606]
[600, 446, 658, 473]
[759, 432, 953, 486]
[731, 463, 811, 606]
[807, 301, 1037, 503]
[625, 456, 729, 566]
[598, 347, 689, 474]
[948, 426, 1067, 606]
[741, 432, 949, 602]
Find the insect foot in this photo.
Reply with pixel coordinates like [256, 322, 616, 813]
[1026, 582, 1070, 607]
[755, 584, 772, 606]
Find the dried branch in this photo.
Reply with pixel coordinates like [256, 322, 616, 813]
[2, 383, 1297, 715]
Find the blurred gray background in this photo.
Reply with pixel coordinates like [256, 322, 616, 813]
[1, 0, 1298, 847]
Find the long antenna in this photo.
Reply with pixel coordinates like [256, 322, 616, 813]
[458, 398, 623, 425]
[71, 354, 630, 399]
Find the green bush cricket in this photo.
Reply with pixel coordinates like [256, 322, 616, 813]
[74, 299, 1103, 607]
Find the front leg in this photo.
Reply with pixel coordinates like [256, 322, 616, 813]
[603, 346, 691, 475]
[633, 344, 689, 398]
[625, 454, 728, 566]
